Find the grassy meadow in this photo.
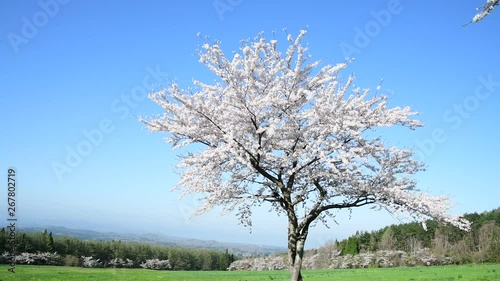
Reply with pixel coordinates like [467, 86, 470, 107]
[0, 264, 499, 281]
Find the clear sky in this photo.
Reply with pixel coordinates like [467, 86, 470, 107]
[1, 0, 499, 249]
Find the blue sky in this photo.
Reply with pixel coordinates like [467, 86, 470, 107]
[1, 0, 499, 249]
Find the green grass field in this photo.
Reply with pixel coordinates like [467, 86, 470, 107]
[0, 264, 498, 281]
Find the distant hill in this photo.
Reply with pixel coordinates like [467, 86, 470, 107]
[18, 226, 286, 257]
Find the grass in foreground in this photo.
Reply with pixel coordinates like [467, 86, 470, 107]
[0, 264, 498, 281]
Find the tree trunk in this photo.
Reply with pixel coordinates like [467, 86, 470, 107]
[288, 224, 306, 281]
[290, 238, 305, 281]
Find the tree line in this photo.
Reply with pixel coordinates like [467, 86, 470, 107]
[229, 208, 499, 271]
[0, 229, 235, 270]
[332, 207, 500, 263]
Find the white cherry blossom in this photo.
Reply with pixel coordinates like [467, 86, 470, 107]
[142, 29, 470, 281]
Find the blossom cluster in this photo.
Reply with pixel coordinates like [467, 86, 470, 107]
[139, 258, 172, 270]
[143, 29, 470, 233]
[108, 258, 136, 268]
[472, 0, 499, 23]
[0, 252, 62, 265]
[228, 249, 457, 271]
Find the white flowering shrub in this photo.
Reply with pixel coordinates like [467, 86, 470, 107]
[123, 258, 135, 268]
[108, 258, 125, 268]
[228, 256, 286, 271]
[16, 252, 35, 264]
[12, 252, 62, 265]
[81, 256, 102, 268]
[302, 253, 319, 269]
[265, 256, 287, 270]
[413, 248, 455, 266]
[108, 258, 135, 268]
[375, 254, 394, 268]
[0, 252, 10, 264]
[140, 258, 172, 270]
[251, 257, 268, 271]
[229, 249, 459, 271]
[358, 252, 375, 268]
[38, 252, 63, 265]
[227, 258, 253, 271]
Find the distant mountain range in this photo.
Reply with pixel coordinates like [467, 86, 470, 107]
[19, 226, 286, 257]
